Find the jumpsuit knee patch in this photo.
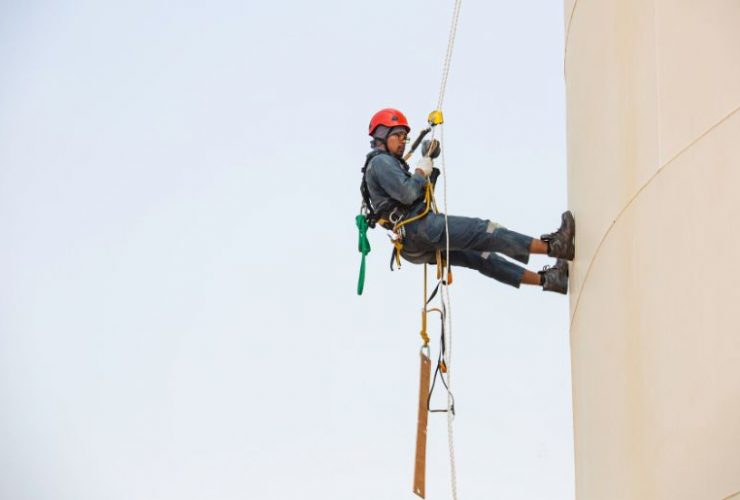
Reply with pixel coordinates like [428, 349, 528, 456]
[486, 220, 503, 233]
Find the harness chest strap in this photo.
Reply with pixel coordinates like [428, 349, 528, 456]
[365, 153, 452, 283]
[361, 149, 416, 228]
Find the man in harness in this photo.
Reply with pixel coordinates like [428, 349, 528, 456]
[361, 108, 575, 294]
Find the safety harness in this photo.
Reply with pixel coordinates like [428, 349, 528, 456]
[358, 149, 426, 267]
[359, 149, 414, 230]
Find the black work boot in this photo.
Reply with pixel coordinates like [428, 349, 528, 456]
[539, 259, 569, 294]
[541, 210, 575, 260]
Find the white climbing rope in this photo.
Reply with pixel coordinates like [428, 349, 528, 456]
[434, 1, 463, 499]
[437, 0, 464, 112]
[438, 123, 458, 500]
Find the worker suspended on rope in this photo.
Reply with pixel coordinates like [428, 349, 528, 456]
[360, 108, 575, 294]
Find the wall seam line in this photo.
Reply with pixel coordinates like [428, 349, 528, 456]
[569, 103, 740, 330]
[722, 490, 740, 500]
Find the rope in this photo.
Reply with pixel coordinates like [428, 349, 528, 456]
[439, 124, 458, 500]
[434, 1, 463, 498]
[421, 263, 430, 345]
[437, 0, 464, 111]
[442, 279, 457, 499]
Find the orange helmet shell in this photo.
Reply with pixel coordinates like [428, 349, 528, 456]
[368, 108, 410, 137]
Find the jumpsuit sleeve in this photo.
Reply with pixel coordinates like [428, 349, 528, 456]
[370, 155, 427, 205]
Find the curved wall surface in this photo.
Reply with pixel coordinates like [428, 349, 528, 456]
[564, 1, 740, 499]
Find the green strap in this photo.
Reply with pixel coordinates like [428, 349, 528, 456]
[356, 214, 371, 295]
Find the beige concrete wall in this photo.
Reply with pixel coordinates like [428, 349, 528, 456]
[564, 1, 740, 499]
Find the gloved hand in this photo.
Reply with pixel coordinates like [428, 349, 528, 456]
[415, 156, 433, 177]
[430, 167, 441, 185]
[422, 139, 441, 159]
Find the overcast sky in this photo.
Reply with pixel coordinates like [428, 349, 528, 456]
[0, 1, 573, 499]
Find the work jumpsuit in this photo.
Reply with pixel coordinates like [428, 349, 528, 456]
[364, 148, 533, 288]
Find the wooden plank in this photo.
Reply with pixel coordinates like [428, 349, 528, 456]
[413, 351, 432, 498]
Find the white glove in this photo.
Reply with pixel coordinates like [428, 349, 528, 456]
[415, 156, 433, 177]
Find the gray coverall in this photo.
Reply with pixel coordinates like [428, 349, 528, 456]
[364, 148, 533, 287]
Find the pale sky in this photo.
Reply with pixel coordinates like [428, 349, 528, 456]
[0, 1, 573, 499]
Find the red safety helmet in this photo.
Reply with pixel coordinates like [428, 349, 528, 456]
[368, 108, 410, 138]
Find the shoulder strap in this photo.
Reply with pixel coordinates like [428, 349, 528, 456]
[360, 150, 416, 228]
[360, 150, 390, 228]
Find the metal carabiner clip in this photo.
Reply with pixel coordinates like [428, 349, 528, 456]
[388, 207, 404, 225]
